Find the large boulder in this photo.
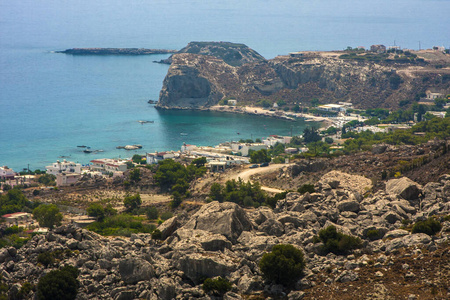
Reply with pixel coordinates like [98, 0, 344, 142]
[182, 201, 252, 243]
[118, 258, 155, 284]
[174, 252, 238, 284]
[157, 216, 179, 240]
[386, 177, 422, 200]
[319, 171, 372, 195]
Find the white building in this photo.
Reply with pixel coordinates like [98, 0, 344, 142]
[0, 166, 16, 180]
[46, 160, 81, 176]
[181, 143, 197, 153]
[227, 99, 237, 106]
[90, 159, 128, 173]
[146, 152, 176, 164]
[56, 173, 81, 187]
[317, 104, 346, 113]
[426, 90, 442, 100]
[263, 135, 292, 147]
[230, 142, 267, 156]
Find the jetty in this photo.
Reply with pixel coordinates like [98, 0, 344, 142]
[56, 48, 177, 55]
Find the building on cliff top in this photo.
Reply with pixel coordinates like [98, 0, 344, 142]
[46, 160, 81, 176]
[0, 166, 16, 180]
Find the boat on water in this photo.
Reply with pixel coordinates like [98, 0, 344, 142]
[180, 133, 188, 136]
[77, 145, 87, 148]
[138, 120, 154, 124]
[121, 144, 143, 150]
[83, 148, 93, 153]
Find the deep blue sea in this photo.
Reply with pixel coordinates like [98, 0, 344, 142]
[1, 0, 449, 171]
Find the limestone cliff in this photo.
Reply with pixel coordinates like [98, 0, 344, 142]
[157, 44, 450, 109]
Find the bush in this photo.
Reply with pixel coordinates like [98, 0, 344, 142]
[151, 229, 162, 240]
[160, 211, 173, 221]
[411, 218, 442, 236]
[365, 229, 382, 240]
[37, 252, 55, 267]
[202, 277, 232, 296]
[123, 193, 142, 212]
[259, 244, 305, 285]
[146, 207, 159, 220]
[37, 266, 79, 300]
[298, 184, 315, 194]
[316, 225, 362, 255]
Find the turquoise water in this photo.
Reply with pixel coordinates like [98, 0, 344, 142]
[1, 0, 449, 170]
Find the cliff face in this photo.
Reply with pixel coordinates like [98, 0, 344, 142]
[157, 45, 450, 109]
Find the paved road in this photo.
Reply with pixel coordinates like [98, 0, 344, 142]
[231, 164, 292, 193]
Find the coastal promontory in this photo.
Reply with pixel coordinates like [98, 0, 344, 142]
[156, 42, 450, 110]
[57, 48, 177, 55]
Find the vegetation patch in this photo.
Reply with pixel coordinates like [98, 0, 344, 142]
[315, 225, 362, 255]
[202, 277, 232, 296]
[259, 244, 305, 286]
[411, 217, 442, 236]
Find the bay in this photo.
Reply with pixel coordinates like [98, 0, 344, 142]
[1, 0, 449, 170]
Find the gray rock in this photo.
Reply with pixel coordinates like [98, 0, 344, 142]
[258, 218, 284, 237]
[66, 238, 78, 249]
[288, 291, 305, 300]
[115, 290, 135, 300]
[386, 177, 422, 200]
[182, 201, 252, 243]
[385, 233, 431, 252]
[335, 270, 359, 282]
[337, 200, 360, 212]
[384, 229, 409, 239]
[174, 252, 238, 284]
[382, 211, 402, 224]
[223, 292, 244, 300]
[157, 277, 177, 300]
[118, 258, 154, 284]
[157, 216, 178, 240]
[0, 248, 10, 263]
[237, 274, 263, 294]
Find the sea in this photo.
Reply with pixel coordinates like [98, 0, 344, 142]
[1, 0, 449, 171]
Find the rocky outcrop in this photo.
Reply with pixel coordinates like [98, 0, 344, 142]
[1, 173, 449, 299]
[57, 48, 177, 55]
[157, 42, 450, 109]
[386, 177, 422, 200]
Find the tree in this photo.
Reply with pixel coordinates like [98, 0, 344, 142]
[123, 194, 141, 212]
[38, 174, 56, 186]
[132, 154, 144, 164]
[209, 183, 224, 202]
[33, 204, 63, 229]
[37, 266, 79, 300]
[191, 157, 207, 167]
[292, 104, 300, 112]
[303, 127, 321, 143]
[310, 98, 320, 107]
[129, 168, 141, 183]
[249, 149, 271, 163]
[87, 203, 105, 221]
[259, 244, 305, 285]
[146, 206, 159, 220]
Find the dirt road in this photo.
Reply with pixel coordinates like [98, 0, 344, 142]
[230, 163, 292, 193]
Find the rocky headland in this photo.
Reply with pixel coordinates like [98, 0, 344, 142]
[156, 42, 450, 110]
[2, 170, 449, 299]
[57, 48, 177, 55]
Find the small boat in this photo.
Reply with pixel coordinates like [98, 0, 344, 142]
[180, 133, 188, 136]
[77, 145, 87, 148]
[138, 120, 154, 124]
[116, 146, 125, 149]
[83, 149, 93, 153]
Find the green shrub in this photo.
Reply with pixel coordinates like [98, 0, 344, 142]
[37, 266, 79, 300]
[202, 277, 232, 296]
[259, 244, 305, 285]
[37, 252, 55, 267]
[160, 212, 173, 221]
[365, 229, 382, 240]
[316, 225, 362, 255]
[298, 184, 315, 194]
[411, 218, 442, 236]
[151, 229, 162, 240]
[146, 207, 159, 220]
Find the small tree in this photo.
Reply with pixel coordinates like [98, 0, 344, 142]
[146, 207, 159, 220]
[33, 204, 63, 229]
[203, 277, 232, 296]
[259, 244, 305, 286]
[249, 149, 271, 164]
[123, 194, 142, 212]
[411, 218, 441, 236]
[37, 266, 79, 300]
[87, 203, 105, 221]
[129, 168, 141, 183]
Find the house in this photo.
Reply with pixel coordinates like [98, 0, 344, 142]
[90, 159, 128, 173]
[146, 152, 175, 164]
[181, 143, 197, 153]
[317, 104, 346, 113]
[263, 135, 292, 147]
[46, 160, 81, 176]
[370, 45, 386, 53]
[230, 142, 267, 156]
[227, 99, 237, 106]
[357, 46, 365, 51]
[0, 166, 16, 180]
[425, 90, 443, 100]
[56, 172, 81, 187]
[289, 52, 304, 58]
[285, 147, 299, 154]
[2, 212, 32, 225]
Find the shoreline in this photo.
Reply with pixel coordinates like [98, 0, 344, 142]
[156, 104, 335, 128]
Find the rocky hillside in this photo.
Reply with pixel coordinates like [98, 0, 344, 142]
[156, 44, 450, 110]
[158, 42, 266, 67]
[2, 172, 449, 299]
